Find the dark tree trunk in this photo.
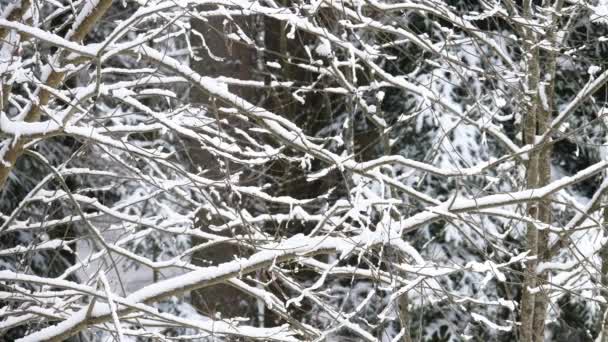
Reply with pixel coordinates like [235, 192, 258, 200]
[189, 13, 258, 321]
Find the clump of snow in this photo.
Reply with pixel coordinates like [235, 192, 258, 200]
[589, 65, 602, 76]
[591, 0, 608, 25]
[266, 61, 281, 69]
[315, 38, 332, 57]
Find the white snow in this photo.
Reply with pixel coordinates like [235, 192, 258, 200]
[315, 38, 332, 56]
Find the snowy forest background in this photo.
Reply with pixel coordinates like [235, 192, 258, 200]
[1, 0, 608, 340]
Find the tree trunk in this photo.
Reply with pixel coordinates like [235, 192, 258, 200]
[519, 4, 541, 337]
[599, 202, 608, 342]
[189, 13, 258, 321]
[531, 4, 561, 339]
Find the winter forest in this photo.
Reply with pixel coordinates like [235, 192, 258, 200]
[1, 0, 608, 340]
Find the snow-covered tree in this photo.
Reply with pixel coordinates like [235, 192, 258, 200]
[1, 0, 608, 341]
